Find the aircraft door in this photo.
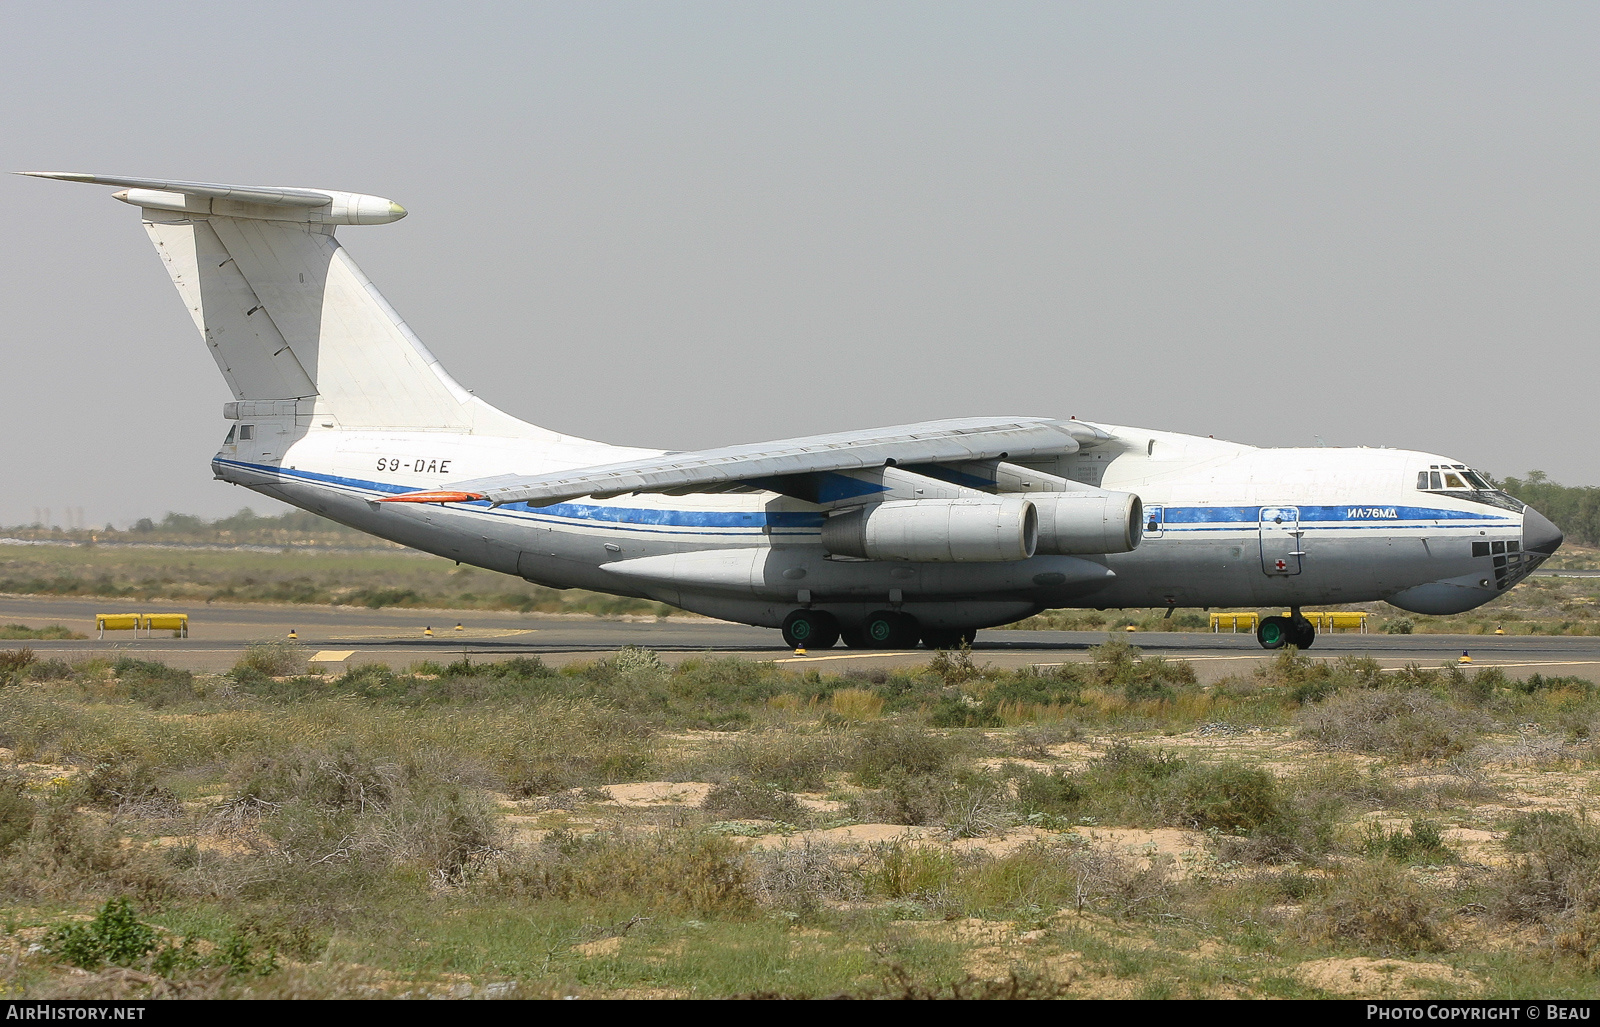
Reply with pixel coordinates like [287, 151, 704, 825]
[1259, 506, 1303, 575]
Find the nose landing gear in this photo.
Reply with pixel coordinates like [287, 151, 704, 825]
[1256, 609, 1316, 650]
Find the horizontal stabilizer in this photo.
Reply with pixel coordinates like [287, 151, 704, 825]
[16, 171, 406, 225]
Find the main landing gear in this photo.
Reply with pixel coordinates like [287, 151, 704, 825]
[784, 609, 977, 650]
[1256, 609, 1316, 650]
[781, 609, 841, 650]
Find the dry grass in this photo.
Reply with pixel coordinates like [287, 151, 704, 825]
[4, 642, 1600, 998]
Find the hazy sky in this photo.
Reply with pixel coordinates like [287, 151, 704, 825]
[2, 2, 1596, 528]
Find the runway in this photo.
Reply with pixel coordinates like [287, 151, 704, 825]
[4, 594, 1599, 684]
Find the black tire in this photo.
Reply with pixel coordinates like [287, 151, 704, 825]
[863, 610, 920, 649]
[921, 627, 978, 649]
[782, 609, 840, 649]
[1256, 615, 1291, 650]
[1289, 617, 1316, 650]
[840, 625, 870, 649]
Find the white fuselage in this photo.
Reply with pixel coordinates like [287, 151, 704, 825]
[212, 419, 1539, 631]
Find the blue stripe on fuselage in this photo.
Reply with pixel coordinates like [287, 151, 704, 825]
[213, 458, 827, 531]
[214, 459, 1514, 535]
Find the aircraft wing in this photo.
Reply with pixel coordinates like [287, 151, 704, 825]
[389, 417, 1110, 507]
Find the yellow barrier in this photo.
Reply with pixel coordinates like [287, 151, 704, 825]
[95, 613, 190, 638]
[1325, 612, 1368, 633]
[96, 614, 140, 638]
[1277, 611, 1369, 633]
[1212, 611, 1368, 634]
[142, 614, 189, 637]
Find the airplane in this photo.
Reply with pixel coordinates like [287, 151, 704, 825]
[22, 172, 1565, 651]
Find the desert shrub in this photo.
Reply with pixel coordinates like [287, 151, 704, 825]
[1513, 673, 1593, 696]
[443, 655, 553, 680]
[952, 840, 1171, 917]
[725, 729, 847, 791]
[1089, 638, 1196, 701]
[111, 658, 199, 708]
[747, 841, 864, 914]
[25, 658, 75, 682]
[1297, 864, 1445, 954]
[46, 896, 158, 969]
[1079, 740, 1187, 823]
[1162, 761, 1283, 833]
[0, 647, 35, 683]
[850, 724, 967, 786]
[941, 779, 1016, 838]
[234, 639, 305, 677]
[866, 840, 963, 898]
[702, 780, 805, 822]
[371, 778, 501, 883]
[1297, 688, 1480, 760]
[1012, 723, 1072, 759]
[3, 799, 175, 901]
[828, 688, 884, 722]
[480, 829, 752, 913]
[849, 771, 952, 827]
[479, 700, 656, 796]
[233, 748, 396, 812]
[1362, 819, 1453, 863]
[928, 645, 982, 685]
[335, 662, 396, 690]
[929, 693, 1003, 728]
[990, 668, 1085, 709]
[849, 767, 1013, 835]
[0, 776, 35, 854]
[82, 758, 183, 819]
[1496, 812, 1600, 924]
[1015, 768, 1083, 818]
[609, 645, 665, 673]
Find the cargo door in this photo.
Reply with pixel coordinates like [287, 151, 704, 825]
[1259, 506, 1304, 575]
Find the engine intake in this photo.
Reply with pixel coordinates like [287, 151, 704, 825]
[821, 498, 1038, 563]
[1032, 491, 1143, 554]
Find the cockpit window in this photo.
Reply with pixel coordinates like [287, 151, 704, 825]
[1418, 464, 1491, 491]
[223, 425, 236, 445]
[1415, 463, 1525, 513]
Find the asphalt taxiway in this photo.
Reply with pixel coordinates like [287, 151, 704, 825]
[3, 595, 1599, 684]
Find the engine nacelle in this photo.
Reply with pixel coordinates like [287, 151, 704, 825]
[1032, 491, 1143, 554]
[821, 498, 1038, 562]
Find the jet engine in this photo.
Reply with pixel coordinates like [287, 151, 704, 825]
[821, 497, 1038, 562]
[1031, 491, 1143, 554]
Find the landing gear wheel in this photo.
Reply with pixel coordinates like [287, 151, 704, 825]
[782, 609, 840, 650]
[1257, 615, 1291, 650]
[921, 627, 978, 650]
[1288, 617, 1316, 650]
[863, 610, 920, 649]
[841, 625, 869, 649]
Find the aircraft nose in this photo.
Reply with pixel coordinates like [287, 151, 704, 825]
[1523, 505, 1564, 555]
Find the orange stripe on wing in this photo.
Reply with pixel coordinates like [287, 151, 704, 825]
[377, 491, 486, 504]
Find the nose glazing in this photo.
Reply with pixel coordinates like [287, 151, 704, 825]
[1522, 506, 1564, 555]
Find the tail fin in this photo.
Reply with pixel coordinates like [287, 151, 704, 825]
[21, 172, 545, 437]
